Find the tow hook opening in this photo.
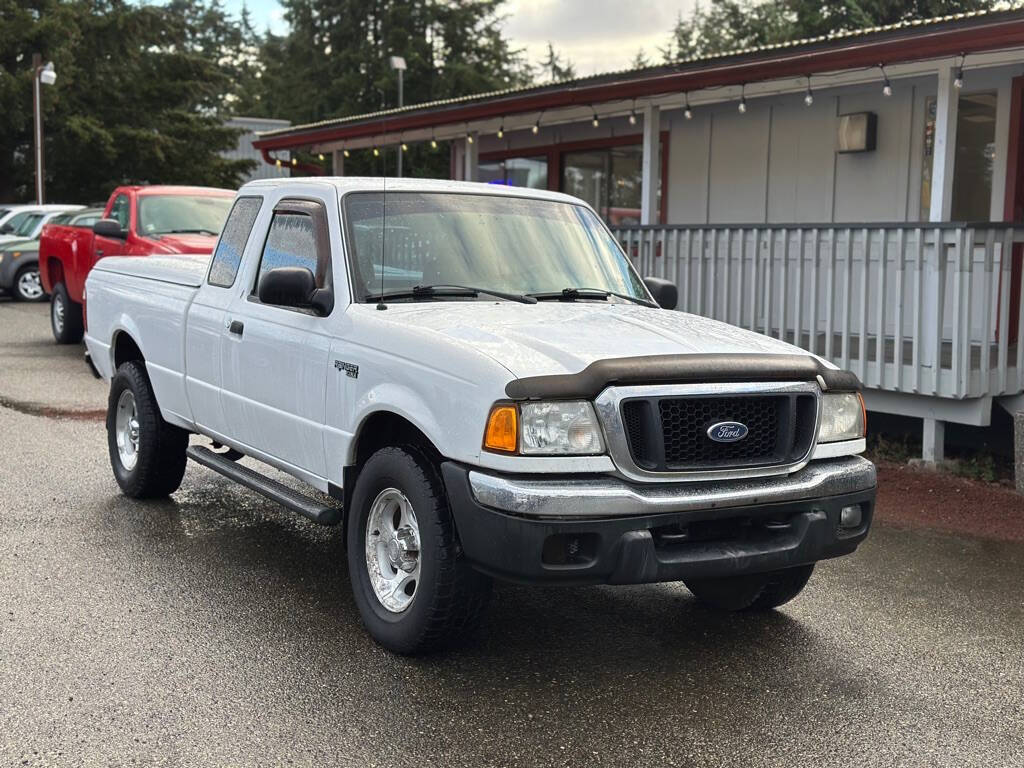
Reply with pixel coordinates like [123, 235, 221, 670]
[542, 532, 599, 567]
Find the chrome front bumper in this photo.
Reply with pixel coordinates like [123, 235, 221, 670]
[468, 456, 876, 519]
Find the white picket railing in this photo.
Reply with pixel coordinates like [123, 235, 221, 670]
[611, 223, 1024, 400]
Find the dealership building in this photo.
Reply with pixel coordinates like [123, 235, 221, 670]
[253, 8, 1024, 464]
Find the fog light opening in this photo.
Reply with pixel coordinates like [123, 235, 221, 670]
[839, 504, 863, 529]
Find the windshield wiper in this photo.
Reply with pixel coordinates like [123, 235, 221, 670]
[367, 284, 537, 305]
[153, 228, 219, 236]
[528, 287, 657, 308]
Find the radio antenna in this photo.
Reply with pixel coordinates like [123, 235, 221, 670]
[376, 85, 388, 311]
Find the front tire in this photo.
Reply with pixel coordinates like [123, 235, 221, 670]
[347, 446, 492, 654]
[13, 265, 45, 302]
[106, 361, 188, 498]
[51, 283, 83, 343]
[684, 564, 815, 612]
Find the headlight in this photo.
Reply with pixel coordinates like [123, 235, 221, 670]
[817, 393, 865, 443]
[484, 401, 605, 455]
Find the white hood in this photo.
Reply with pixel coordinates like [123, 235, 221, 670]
[369, 301, 816, 378]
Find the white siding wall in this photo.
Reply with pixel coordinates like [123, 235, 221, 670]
[666, 77, 936, 224]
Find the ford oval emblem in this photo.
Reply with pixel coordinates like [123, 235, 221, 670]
[707, 421, 749, 443]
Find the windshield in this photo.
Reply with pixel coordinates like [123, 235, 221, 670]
[342, 192, 647, 302]
[138, 195, 233, 236]
[13, 213, 44, 237]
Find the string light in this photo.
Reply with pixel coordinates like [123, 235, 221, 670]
[372, 147, 380, 157]
[683, 93, 693, 120]
[628, 99, 637, 125]
[738, 84, 747, 114]
[401, 142, 408, 152]
[954, 53, 965, 89]
[343, 148, 350, 158]
[291, 157, 298, 166]
[532, 110, 543, 134]
[591, 106, 600, 128]
[880, 64, 893, 96]
[275, 158, 282, 167]
[430, 129, 438, 149]
[804, 75, 814, 106]
[317, 153, 325, 161]
[497, 119, 504, 139]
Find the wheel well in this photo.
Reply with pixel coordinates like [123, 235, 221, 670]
[352, 411, 441, 468]
[46, 259, 64, 288]
[113, 332, 144, 369]
[343, 411, 442, 516]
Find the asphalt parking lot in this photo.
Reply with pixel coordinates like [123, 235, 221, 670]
[2, 298, 1024, 767]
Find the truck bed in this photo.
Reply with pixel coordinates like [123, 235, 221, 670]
[85, 254, 210, 431]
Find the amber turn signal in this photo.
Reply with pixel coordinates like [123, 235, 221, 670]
[484, 405, 518, 453]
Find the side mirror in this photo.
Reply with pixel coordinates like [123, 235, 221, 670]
[0, 224, 12, 234]
[93, 218, 126, 239]
[643, 276, 678, 310]
[257, 266, 333, 316]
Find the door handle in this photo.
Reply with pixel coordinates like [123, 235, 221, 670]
[228, 320, 244, 336]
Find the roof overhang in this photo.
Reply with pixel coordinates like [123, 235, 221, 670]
[253, 9, 1024, 153]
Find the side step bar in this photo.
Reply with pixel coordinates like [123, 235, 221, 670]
[186, 445, 343, 526]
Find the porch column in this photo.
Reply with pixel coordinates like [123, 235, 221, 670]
[929, 62, 960, 221]
[331, 149, 344, 177]
[640, 105, 660, 225]
[919, 62, 960, 464]
[463, 132, 478, 182]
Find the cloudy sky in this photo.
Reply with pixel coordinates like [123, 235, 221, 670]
[233, 0, 695, 75]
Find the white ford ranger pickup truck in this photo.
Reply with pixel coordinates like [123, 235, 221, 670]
[84, 178, 876, 654]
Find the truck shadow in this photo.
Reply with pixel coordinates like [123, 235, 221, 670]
[98, 480, 886, 757]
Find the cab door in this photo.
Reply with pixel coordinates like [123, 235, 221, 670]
[219, 195, 336, 482]
[82, 194, 131, 285]
[184, 195, 265, 436]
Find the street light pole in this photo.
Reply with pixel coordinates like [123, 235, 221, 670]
[389, 56, 406, 177]
[32, 54, 57, 205]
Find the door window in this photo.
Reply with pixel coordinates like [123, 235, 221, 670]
[109, 195, 130, 229]
[253, 199, 331, 299]
[209, 196, 262, 288]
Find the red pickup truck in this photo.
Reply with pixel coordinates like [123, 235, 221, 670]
[39, 185, 235, 343]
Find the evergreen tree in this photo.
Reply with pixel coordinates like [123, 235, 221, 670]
[661, 0, 1000, 62]
[538, 42, 576, 82]
[251, 0, 531, 177]
[0, 0, 254, 202]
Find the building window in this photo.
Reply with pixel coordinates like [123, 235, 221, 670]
[478, 156, 548, 189]
[920, 91, 997, 220]
[561, 144, 660, 225]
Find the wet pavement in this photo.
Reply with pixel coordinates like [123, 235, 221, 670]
[2, 301, 1024, 767]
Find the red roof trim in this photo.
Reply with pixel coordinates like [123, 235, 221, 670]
[254, 16, 1024, 151]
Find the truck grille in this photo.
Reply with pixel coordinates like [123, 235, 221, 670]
[620, 393, 817, 472]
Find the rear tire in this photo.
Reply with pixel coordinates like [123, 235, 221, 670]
[106, 361, 188, 498]
[684, 564, 815, 612]
[13, 265, 45, 302]
[51, 283, 83, 343]
[346, 446, 492, 655]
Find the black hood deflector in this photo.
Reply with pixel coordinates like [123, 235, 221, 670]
[504, 354, 861, 400]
